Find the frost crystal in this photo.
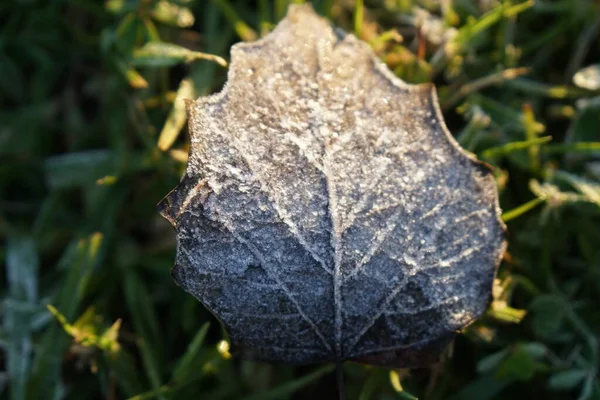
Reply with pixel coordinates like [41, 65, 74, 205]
[158, 4, 506, 367]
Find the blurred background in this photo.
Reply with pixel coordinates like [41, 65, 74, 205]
[1, 0, 599, 399]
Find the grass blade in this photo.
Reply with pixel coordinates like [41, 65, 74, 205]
[157, 78, 195, 151]
[211, 0, 257, 41]
[124, 271, 164, 398]
[133, 42, 227, 68]
[544, 142, 600, 154]
[481, 136, 552, 160]
[4, 236, 38, 400]
[173, 322, 210, 382]
[29, 233, 103, 399]
[441, 67, 530, 111]
[502, 196, 546, 222]
[240, 365, 334, 400]
[354, 0, 364, 37]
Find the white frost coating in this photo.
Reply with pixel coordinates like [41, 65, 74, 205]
[158, 4, 507, 368]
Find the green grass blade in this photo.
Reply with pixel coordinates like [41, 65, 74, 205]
[506, 78, 589, 98]
[211, 0, 257, 41]
[258, 0, 272, 35]
[44, 150, 116, 189]
[482, 136, 552, 160]
[240, 365, 334, 400]
[133, 42, 227, 68]
[358, 369, 384, 400]
[544, 142, 600, 154]
[29, 233, 103, 399]
[173, 322, 210, 382]
[124, 271, 164, 398]
[275, 0, 288, 21]
[318, 0, 335, 17]
[433, 0, 534, 71]
[354, 0, 364, 37]
[4, 236, 38, 400]
[107, 349, 145, 397]
[502, 196, 546, 222]
[441, 67, 530, 111]
[157, 78, 195, 152]
[455, 0, 534, 45]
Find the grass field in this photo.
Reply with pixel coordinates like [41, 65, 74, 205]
[1, 0, 599, 399]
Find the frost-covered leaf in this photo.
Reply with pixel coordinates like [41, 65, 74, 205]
[158, 4, 506, 368]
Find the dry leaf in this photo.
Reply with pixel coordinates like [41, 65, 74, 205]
[158, 5, 506, 368]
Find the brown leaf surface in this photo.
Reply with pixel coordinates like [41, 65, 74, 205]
[158, 4, 506, 367]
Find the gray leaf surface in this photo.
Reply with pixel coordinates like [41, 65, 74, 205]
[158, 4, 506, 368]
